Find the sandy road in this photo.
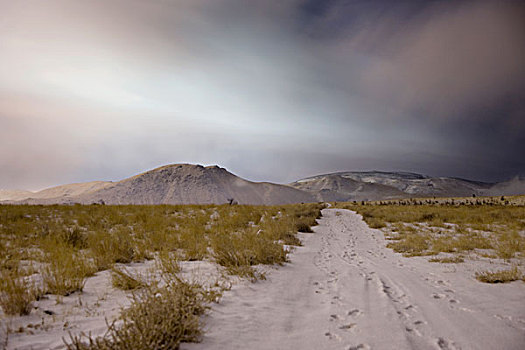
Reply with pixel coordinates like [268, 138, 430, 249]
[183, 209, 525, 350]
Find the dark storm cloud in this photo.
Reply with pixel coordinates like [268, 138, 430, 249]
[0, 0, 524, 189]
[294, 0, 525, 181]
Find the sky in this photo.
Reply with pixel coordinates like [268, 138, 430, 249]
[1, 0, 524, 190]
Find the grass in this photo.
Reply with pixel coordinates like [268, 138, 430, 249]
[343, 203, 525, 259]
[475, 267, 524, 283]
[42, 248, 94, 296]
[386, 233, 430, 256]
[66, 277, 210, 350]
[428, 256, 465, 263]
[0, 267, 40, 316]
[338, 199, 525, 281]
[88, 227, 141, 271]
[0, 202, 324, 348]
[110, 267, 146, 291]
[0, 202, 324, 316]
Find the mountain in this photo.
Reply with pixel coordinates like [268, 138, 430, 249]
[2, 165, 524, 205]
[8, 164, 315, 205]
[289, 174, 405, 202]
[290, 171, 522, 201]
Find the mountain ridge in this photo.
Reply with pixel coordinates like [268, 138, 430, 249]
[1, 164, 524, 204]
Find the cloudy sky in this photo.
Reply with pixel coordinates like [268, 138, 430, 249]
[1, 0, 524, 190]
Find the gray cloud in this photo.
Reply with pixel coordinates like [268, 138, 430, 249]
[0, 0, 524, 189]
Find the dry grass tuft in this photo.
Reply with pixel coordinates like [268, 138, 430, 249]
[110, 267, 146, 291]
[88, 228, 139, 271]
[345, 203, 524, 260]
[428, 256, 465, 263]
[42, 244, 95, 296]
[475, 267, 523, 283]
[0, 268, 40, 315]
[65, 278, 209, 350]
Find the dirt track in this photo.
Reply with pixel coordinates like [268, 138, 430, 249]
[184, 208, 525, 350]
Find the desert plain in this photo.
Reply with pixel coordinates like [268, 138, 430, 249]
[1, 196, 524, 350]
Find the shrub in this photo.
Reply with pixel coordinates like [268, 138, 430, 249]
[42, 245, 94, 296]
[295, 220, 313, 233]
[475, 267, 523, 283]
[156, 250, 181, 277]
[387, 234, 429, 256]
[111, 267, 146, 291]
[65, 279, 209, 350]
[428, 256, 464, 263]
[57, 226, 87, 249]
[211, 228, 286, 279]
[88, 228, 137, 271]
[0, 268, 40, 315]
[496, 231, 525, 259]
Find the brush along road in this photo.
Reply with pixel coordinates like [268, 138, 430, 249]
[183, 209, 525, 350]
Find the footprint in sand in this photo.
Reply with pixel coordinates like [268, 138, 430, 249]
[339, 323, 356, 330]
[437, 337, 458, 350]
[348, 309, 362, 317]
[324, 331, 341, 341]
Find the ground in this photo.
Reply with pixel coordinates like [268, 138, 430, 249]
[183, 209, 525, 350]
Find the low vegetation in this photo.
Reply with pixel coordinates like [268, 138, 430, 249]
[0, 202, 323, 318]
[0, 267, 41, 316]
[110, 267, 146, 291]
[428, 256, 465, 263]
[338, 196, 525, 282]
[67, 277, 211, 350]
[475, 267, 524, 283]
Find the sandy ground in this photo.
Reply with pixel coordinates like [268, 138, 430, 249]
[1, 261, 224, 350]
[183, 209, 525, 350]
[3, 208, 524, 349]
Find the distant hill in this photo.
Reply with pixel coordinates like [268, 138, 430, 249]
[0, 189, 35, 201]
[1, 165, 523, 205]
[289, 171, 521, 202]
[0, 181, 112, 202]
[288, 174, 405, 202]
[7, 164, 314, 205]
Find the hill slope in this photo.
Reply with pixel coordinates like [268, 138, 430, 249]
[289, 174, 405, 201]
[0, 182, 113, 202]
[14, 164, 315, 205]
[290, 171, 523, 201]
[3, 166, 524, 205]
